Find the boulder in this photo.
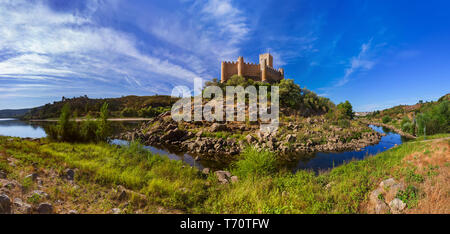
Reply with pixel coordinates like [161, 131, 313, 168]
[202, 168, 210, 175]
[0, 171, 6, 179]
[116, 186, 127, 201]
[160, 129, 187, 142]
[111, 208, 121, 214]
[68, 210, 78, 214]
[380, 178, 396, 189]
[285, 134, 296, 143]
[369, 188, 384, 204]
[13, 198, 32, 214]
[64, 169, 75, 181]
[0, 194, 11, 214]
[196, 131, 203, 137]
[37, 203, 53, 214]
[211, 123, 229, 132]
[374, 200, 390, 214]
[246, 135, 256, 144]
[30, 190, 50, 199]
[215, 171, 231, 184]
[389, 198, 406, 214]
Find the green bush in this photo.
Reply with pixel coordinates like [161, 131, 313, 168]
[382, 116, 392, 124]
[336, 101, 354, 119]
[232, 147, 277, 178]
[138, 106, 170, 118]
[337, 119, 350, 128]
[46, 102, 110, 143]
[400, 117, 413, 134]
[95, 102, 110, 142]
[416, 100, 449, 136]
[396, 185, 419, 208]
[121, 107, 138, 117]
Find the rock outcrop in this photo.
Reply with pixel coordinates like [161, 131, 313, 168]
[367, 178, 408, 214]
[118, 113, 384, 161]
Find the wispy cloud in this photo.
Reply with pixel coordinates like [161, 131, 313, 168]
[140, 0, 250, 81]
[336, 39, 376, 87]
[0, 0, 218, 107]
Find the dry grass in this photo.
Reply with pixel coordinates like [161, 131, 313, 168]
[403, 139, 450, 214]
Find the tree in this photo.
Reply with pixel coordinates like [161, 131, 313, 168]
[226, 75, 251, 87]
[382, 116, 391, 123]
[96, 102, 110, 142]
[278, 79, 302, 108]
[58, 103, 74, 141]
[336, 101, 354, 119]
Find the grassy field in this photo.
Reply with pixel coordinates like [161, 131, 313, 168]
[0, 134, 448, 214]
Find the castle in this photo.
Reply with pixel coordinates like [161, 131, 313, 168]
[220, 53, 284, 83]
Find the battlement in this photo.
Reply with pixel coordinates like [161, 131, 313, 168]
[220, 53, 284, 83]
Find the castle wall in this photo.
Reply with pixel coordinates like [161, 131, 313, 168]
[221, 61, 238, 83]
[265, 66, 284, 82]
[221, 54, 284, 83]
[242, 63, 261, 81]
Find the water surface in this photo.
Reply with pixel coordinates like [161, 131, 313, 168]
[0, 119, 406, 172]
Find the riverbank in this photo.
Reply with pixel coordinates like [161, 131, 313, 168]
[29, 118, 153, 122]
[119, 112, 384, 159]
[361, 120, 416, 139]
[1, 134, 447, 214]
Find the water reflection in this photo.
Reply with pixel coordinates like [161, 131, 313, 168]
[290, 125, 407, 172]
[111, 139, 206, 170]
[0, 118, 47, 138]
[0, 119, 407, 172]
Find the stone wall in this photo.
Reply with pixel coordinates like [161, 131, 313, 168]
[221, 54, 284, 83]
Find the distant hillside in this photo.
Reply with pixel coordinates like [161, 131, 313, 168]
[23, 95, 179, 120]
[368, 93, 449, 119]
[365, 93, 449, 136]
[0, 108, 31, 118]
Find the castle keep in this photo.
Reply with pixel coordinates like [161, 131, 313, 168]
[220, 53, 284, 83]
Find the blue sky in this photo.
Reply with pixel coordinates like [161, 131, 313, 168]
[0, 0, 449, 111]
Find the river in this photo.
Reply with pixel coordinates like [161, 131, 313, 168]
[0, 118, 407, 172]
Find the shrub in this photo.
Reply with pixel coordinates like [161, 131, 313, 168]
[416, 100, 449, 136]
[396, 185, 419, 208]
[121, 107, 138, 117]
[278, 79, 302, 108]
[80, 115, 98, 142]
[337, 119, 350, 128]
[401, 117, 413, 134]
[232, 147, 277, 178]
[138, 106, 170, 118]
[46, 102, 110, 143]
[382, 116, 392, 124]
[336, 101, 354, 119]
[95, 102, 110, 142]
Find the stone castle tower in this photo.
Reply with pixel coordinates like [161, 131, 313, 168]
[220, 53, 284, 83]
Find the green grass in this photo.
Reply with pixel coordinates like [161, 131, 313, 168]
[203, 138, 435, 213]
[396, 185, 419, 208]
[414, 133, 450, 141]
[0, 134, 445, 214]
[0, 137, 207, 212]
[231, 147, 277, 178]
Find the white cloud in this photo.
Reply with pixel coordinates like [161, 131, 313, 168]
[0, 0, 204, 103]
[144, 0, 249, 68]
[336, 39, 377, 87]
